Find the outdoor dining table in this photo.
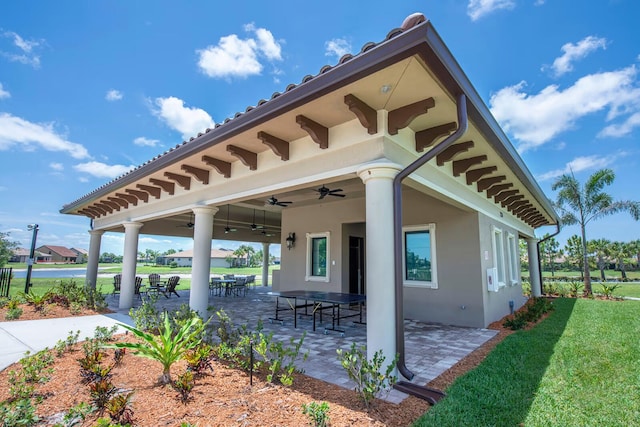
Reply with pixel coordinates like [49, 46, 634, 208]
[210, 278, 236, 296]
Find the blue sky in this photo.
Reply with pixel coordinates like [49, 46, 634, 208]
[0, 0, 638, 257]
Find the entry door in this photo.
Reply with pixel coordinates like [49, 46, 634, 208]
[349, 236, 365, 295]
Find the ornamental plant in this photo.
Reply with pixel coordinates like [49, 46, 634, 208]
[107, 311, 207, 384]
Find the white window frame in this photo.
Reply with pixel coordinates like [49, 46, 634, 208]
[492, 225, 506, 288]
[305, 231, 330, 282]
[507, 233, 519, 286]
[402, 224, 438, 289]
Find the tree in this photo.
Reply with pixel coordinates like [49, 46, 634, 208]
[552, 169, 640, 295]
[588, 238, 612, 281]
[564, 235, 584, 279]
[610, 241, 633, 280]
[0, 231, 18, 267]
[539, 234, 563, 277]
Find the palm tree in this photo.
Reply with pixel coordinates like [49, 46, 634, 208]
[588, 238, 612, 281]
[552, 169, 640, 295]
[539, 234, 562, 277]
[610, 241, 633, 281]
[564, 235, 584, 279]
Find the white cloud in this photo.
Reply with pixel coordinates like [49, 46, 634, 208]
[154, 96, 214, 140]
[0, 113, 90, 159]
[197, 24, 283, 79]
[0, 83, 9, 99]
[1, 30, 43, 68]
[467, 0, 515, 21]
[550, 36, 607, 77]
[325, 38, 351, 58]
[49, 162, 64, 171]
[599, 112, 640, 138]
[105, 89, 123, 101]
[490, 65, 640, 151]
[73, 161, 135, 179]
[133, 136, 159, 147]
[537, 154, 622, 182]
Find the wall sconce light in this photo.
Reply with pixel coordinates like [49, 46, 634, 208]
[285, 232, 296, 250]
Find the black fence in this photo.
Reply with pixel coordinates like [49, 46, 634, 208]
[0, 267, 12, 298]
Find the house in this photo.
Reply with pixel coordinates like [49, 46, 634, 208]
[70, 247, 89, 263]
[9, 248, 52, 263]
[36, 245, 78, 263]
[60, 14, 559, 376]
[159, 249, 244, 268]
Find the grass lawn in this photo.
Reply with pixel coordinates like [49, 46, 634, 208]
[414, 298, 640, 426]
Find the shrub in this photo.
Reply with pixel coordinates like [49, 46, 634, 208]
[21, 290, 52, 312]
[0, 398, 39, 427]
[184, 343, 214, 377]
[568, 281, 584, 298]
[128, 294, 161, 332]
[105, 392, 135, 425]
[89, 379, 117, 413]
[5, 307, 23, 320]
[336, 344, 398, 410]
[503, 312, 528, 330]
[173, 370, 195, 404]
[302, 401, 330, 427]
[54, 330, 81, 357]
[55, 402, 94, 427]
[252, 331, 308, 386]
[107, 312, 207, 384]
[600, 283, 620, 299]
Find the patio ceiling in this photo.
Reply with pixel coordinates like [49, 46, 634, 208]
[60, 18, 558, 238]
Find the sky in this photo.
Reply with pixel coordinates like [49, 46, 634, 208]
[0, 0, 639, 257]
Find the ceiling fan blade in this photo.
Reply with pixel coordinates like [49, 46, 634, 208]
[329, 193, 345, 197]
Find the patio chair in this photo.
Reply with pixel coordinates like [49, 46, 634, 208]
[147, 273, 164, 295]
[112, 274, 122, 296]
[134, 276, 145, 298]
[210, 276, 223, 296]
[245, 275, 256, 290]
[232, 276, 247, 297]
[163, 275, 180, 298]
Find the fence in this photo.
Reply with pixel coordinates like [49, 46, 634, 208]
[0, 267, 12, 298]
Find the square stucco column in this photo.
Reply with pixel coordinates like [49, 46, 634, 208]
[527, 238, 542, 297]
[120, 222, 143, 310]
[85, 229, 104, 290]
[357, 161, 403, 367]
[190, 206, 217, 316]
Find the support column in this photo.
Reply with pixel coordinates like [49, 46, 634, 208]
[527, 238, 542, 297]
[262, 242, 270, 287]
[120, 222, 143, 310]
[357, 161, 402, 367]
[86, 229, 104, 290]
[190, 206, 217, 316]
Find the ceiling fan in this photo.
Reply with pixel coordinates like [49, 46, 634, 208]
[224, 205, 237, 233]
[177, 213, 195, 229]
[316, 185, 345, 199]
[266, 195, 292, 207]
[250, 209, 263, 231]
[261, 210, 275, 237]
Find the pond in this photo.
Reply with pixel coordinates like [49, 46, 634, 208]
[11, 268, 89, 279]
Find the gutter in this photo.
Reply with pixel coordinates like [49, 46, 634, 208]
[536, 222, 561, 296]
[393, 93, 468, 381]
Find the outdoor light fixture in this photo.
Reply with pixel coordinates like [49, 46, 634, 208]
[25, 224, 39, 293]
[285, 232, 296, 250]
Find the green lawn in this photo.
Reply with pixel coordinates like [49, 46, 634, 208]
[414, 298, 640, 426]
[5, 263, 277, 297]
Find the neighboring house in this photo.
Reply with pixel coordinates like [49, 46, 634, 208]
[36, 245, 78, 263]
[70, 247, 89, 263]
[60, 14, 560, 373]
[159, 249, 242, 268]
[9, 248, 52, 263]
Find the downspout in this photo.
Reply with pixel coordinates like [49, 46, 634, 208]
[393, 93, 468, 380]
[536, 222, 561, 295]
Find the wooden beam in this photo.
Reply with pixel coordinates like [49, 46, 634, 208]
[494, 190, 519, 203]
[507, 200, 528, 212]
[501, 195, 525, 208]
[296, 115, 328, 149]
[344, 94, 377, 134]
[101, 200, 121, 211]
[108, 196, 129, 208]
[436, 141, 474, 166]
[79, 209, 98, 218]
[466, 166, 498, 185]
[257, 131, 289, 161]
[452, 155, 487, 177]
[136, 184, 162, 199]
[125, 188, 149, 203]
[149, 178, 175, 195]
[387, 97, 435, 135]
[164, 172, 191, 190]
[181, 165, 209, 184]
[201, 156, 231, 178]
[476, 175, 506, 192]
[227, 145, 257, 170]
[415, 122, 457, 152]
[94, 202, 113, 213]
[115, 192, 138, 205]
[511, 203, 533, 215]
[486, 183, 513, 198]
[89, 205, 107, 215]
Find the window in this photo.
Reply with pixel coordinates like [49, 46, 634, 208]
[306, 232, 330, 282]
[507, 233, 519, 285]
[492, 226, 506, 287]
[402, 224, 437, 288]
